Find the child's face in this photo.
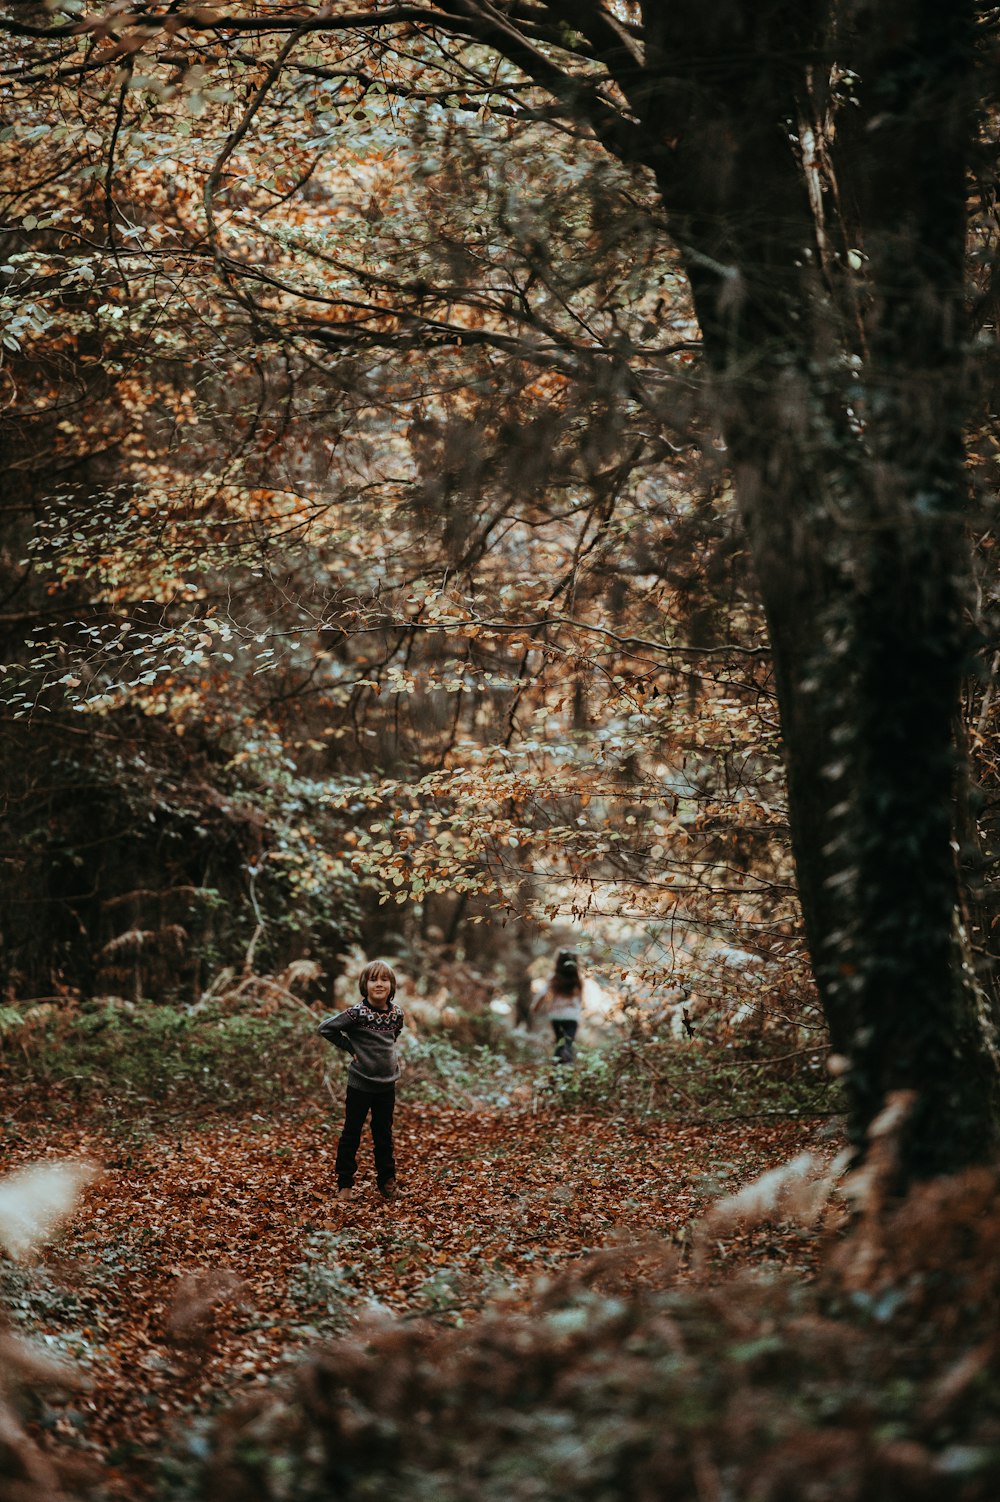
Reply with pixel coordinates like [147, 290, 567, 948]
[366, 973, 392, 1007]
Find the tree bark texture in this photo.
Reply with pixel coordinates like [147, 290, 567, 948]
[632, 0, 1000, 1177]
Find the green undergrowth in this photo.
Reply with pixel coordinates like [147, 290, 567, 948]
[0, 999, 321, 1124]
[0, 999, 840, 1129]
[536, 1036, 842, 1122]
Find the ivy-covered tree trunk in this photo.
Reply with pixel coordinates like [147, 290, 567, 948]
[643, 0, 1000, 1178]
[828, 0, 1000, 1175]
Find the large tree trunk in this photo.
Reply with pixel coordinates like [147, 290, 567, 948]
[829, 0, 1000, 1175]
[641, 0, 1000, 1178]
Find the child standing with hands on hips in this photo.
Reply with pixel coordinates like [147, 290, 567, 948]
[318, 960, 403, 1201]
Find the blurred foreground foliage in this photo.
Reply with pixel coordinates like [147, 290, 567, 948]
[200, 1157, 1000, 1502]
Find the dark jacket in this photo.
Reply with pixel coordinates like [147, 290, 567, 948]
[318, 1001, 404, 1092]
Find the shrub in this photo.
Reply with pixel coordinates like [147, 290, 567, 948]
[402, 1033, 530, 1110]
[0, 998, 321, 1120]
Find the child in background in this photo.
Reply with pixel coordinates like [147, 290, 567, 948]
[318, 960, 403, 1200]
[532, 949, 583, 1063]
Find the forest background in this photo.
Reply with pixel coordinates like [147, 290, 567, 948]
[4, 2, 1000, 1499]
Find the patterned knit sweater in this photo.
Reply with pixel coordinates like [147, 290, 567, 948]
[318, 1001, 404, 1092]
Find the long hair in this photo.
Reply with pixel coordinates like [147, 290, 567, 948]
[359, 959, 397, 1003]
[550, 949, 581, 997]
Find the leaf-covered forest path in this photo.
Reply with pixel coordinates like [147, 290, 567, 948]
[5, 1098, 840, 1496]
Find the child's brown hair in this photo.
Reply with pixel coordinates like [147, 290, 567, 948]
[551, 949, 581, 996]
[359, 959, 396, 1003]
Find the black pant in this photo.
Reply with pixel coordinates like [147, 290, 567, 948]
[335, 1085, 396, 1188]
[552, 1019, 578, 1063]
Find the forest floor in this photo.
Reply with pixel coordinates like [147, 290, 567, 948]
[1, 1081, 843, 1499]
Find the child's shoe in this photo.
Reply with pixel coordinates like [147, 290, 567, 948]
[378, 1178, 397, 1200]
[337, 1186, 353, 1200]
